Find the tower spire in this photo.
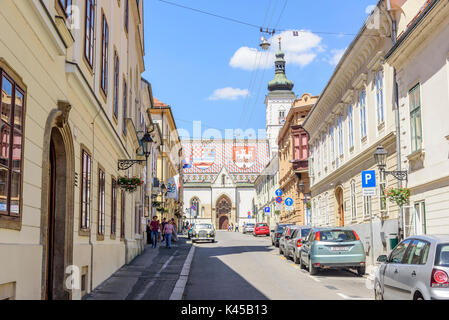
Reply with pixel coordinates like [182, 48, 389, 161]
[267, 36, 294, 92]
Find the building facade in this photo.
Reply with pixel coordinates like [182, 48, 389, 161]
[254, 155, 279, 229]
[385, 0, 449, 236]
[0, 0, 151, 300]
[182, 139, 270, 230]
[303, 1, 401, 266]
[278, 94, 317, 225]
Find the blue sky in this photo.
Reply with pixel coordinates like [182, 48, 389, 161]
[143, 0, 376, 138]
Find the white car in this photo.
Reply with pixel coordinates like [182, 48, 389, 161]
[243, 223, 255, 234]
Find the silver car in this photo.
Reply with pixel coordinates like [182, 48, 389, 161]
[191, 223, 215, 243]
[284, 226, 312, 264]
[374, 234, 449, 300]
[243, 223, 255, 234]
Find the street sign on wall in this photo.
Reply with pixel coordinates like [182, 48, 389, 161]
[265, 207, 270, 213]
[275, 197, 283, 204]
[285, 198, 294, 207]
[275, 189, 283, 197]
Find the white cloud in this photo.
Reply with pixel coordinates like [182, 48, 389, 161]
[208, 87, 249, 101]
[329, 48, 347, 66]
[229, 30, 323, 71]
[365, 4, 376, 14]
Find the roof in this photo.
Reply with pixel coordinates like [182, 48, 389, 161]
[153, 97, 169, 108]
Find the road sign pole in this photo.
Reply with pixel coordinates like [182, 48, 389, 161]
[368, 196, 375, 267]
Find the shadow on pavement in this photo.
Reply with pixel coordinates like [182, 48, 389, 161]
[184, 245, 272, 300]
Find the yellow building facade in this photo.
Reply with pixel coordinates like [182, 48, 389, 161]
[0, 0, 151, 300]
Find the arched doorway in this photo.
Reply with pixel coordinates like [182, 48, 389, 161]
[40, 103, 75, 300]
[216, 196, 232, 230]
[335, 187, 344, 227]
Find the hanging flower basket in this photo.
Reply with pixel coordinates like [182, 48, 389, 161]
[118, 177, 143, 193]
[384, 187, 411, 207]
[306, 202, 312, 209]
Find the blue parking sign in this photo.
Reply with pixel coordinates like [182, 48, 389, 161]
[362, 170, 376, 188]
[265, 207, 270, 213]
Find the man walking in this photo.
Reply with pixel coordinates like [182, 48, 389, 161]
[164, 221, 174, 249]
[161, 218, 167, 241]
[146, 220, 152, 245]
[150, 216, 160, 249]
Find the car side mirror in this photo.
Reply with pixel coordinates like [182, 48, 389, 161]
[377, 255, 388, 263]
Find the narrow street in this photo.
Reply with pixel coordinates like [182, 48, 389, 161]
[184, 231, 373, 300]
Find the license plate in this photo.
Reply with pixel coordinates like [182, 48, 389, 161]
[331, 246, 350, 251]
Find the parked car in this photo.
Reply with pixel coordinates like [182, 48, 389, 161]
[284, 226, 312, 264]
[300, 227, 366, 276]
[271, 223, 294, 247]
[279, 226, 298, 256]
[187, 223, 195, 239]
[253, 223, 270, 236]
[191, 223, 215, 243]
[374, 235, 449, 300]
[243, 223, 255, 234]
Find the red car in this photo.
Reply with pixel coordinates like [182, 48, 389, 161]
[254, 223, 270, 236]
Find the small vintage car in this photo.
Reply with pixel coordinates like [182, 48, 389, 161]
[191, 223, 216, 243]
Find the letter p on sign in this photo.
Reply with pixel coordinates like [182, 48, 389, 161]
[362, 170, 376, 188]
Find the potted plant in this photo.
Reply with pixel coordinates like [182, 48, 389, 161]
[384, 187, 411, 207]
[306, 202, 312, 210]
[118, 177, 144, 193]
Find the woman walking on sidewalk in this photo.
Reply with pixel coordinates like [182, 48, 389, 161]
[164, 221, 174, 249]
[150, 216, 160, 249]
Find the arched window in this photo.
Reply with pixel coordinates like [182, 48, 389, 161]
[191, 198, 200, 217]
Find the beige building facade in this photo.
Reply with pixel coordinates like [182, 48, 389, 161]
[254, 155, 279, 229]
[278, 94, 317, 226]
[0, 0, 152, 300]
[303, 1, 401, 266]
[385, 0, 449, 236]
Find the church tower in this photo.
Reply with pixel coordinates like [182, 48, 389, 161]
[265, 37, 296, 159]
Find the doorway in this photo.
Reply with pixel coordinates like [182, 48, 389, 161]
[336, 187, 344, 227]
[219, 215, 229, 230]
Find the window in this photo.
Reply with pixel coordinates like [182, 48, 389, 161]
[388, 239, 412, 264]
[293, 134, 301, 160]
[338, 115, 343, 156]
[322, 134, 327, 168]
[111, 178, 117, 236]
[120, 190, 125, 239]
[279, 110, 285, 124]
[191, 198, 199, 217]
[58, 0, 72, 17]
[350, 180, 357, 220]
[122, 79, 127, 135]
[360, 90, 367, 138]
[404, 240, 430, 265]
[97, 168, 105, 237]
[0, 70, 25, 223]
[325, 193, 329, 225]
[414, 201, 426, 235]
[124, 0, 129, 33]
[363, 195, 371, 218]
[409, 84, 422, 152]
[330, 126, 335, 162]
[113, 52, 120, 119]
[84, 0, 95, 67]
[100, 14, 109, 95]
[376, 70, 384, 124]
[348, 105, 354, 149]
[80, 149, 92, 230]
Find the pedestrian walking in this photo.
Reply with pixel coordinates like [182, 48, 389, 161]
[146, 220, 152, 245]
[235, 224, 239, 232]
[161, 218, 167, 241]
[150, 216, 160, 249]
[164, 221, 174, 249]
[171, 218, 178, 242]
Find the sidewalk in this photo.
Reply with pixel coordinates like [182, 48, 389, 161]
[84, 234, 192, 300]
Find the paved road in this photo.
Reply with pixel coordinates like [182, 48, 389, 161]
[184, 231, 374, 300]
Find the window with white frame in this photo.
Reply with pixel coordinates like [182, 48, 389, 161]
[322, 134, 327, 169]
[350, 180, 357, 220]
[330, 126, 335, 162]
[325, 193, 330, 225]
[348, 105, 354, 149]
[363, 195, 372, 218]
[376, 70, 384, 124]
[414, 201, 426, 235]
[360, 90, 367, 138]
[409, 84, 422, 153]
[338, 115, 343, 156]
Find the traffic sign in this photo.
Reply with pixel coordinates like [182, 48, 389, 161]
[286, 205, 294, 211]
[275, 203, 283, 211]
[285, 198, 294, 207]
[275, 189, 283, 197]
[265, 207, 270, 213]
[362, 170, 377, 196]
[275, 197, 283, 204]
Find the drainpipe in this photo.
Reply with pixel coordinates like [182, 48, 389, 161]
[385, 1, 404, 241]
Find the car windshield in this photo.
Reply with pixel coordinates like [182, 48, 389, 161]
[435, 243, 449, 267]
[246, 224, 255, 227]
[195, 224, 212, 229]
[317, 230, 357, 242]
[301, 228, 311, 237]
[276, 225, 292, 232]
[257, 223, 268, 227]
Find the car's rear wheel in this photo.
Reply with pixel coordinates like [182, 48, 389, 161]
[294, 253, 300, 264]
[374, 282, 383, 300]
[279, 246, 283, 255]
[357, 266, 366, 277]
[308, 259, 318, 275]
[299, 256, 306, 269]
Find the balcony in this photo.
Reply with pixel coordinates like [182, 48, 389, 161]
[291, 159, 308, 172]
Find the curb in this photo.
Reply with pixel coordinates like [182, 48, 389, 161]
[169, 243, 196, 300]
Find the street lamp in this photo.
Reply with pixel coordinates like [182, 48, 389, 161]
[260, 37, 271, 50]
[298, 180, 305, 193]
[117, 132, 154, 170]
[374, 145, 408, 181]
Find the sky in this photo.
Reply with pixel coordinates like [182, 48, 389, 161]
[143, 0, 377, 139]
